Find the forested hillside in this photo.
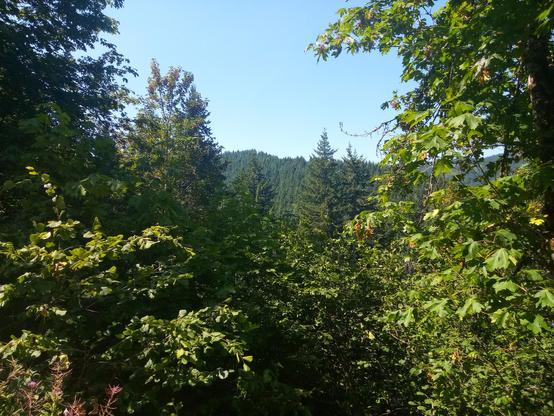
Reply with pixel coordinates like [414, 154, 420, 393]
[1, 1, 553, 415]
[222, 150, 307, 217]
[223, 143, 380, 219]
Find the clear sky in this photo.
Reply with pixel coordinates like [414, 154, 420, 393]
[106, 0, 405, 161]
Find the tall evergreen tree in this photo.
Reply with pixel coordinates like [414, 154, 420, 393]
[233, 157, 274, 213]
[296, 130, 340, 236]
[338, 144, 376, 222]
[124, 60, 224, 224]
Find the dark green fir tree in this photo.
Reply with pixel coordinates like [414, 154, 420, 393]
[233, 156, 275, 213]
[296, 130, 340, 237]
[338, 144, 376, 222]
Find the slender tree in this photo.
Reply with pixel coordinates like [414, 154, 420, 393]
[338, 144, 375, 222]
[233, 156, 275, 213]
[296, 130, 340, 236]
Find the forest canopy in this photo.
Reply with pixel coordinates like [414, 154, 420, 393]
[0, 1, 553, 415]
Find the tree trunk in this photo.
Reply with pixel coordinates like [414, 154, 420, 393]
[523, 34, 554, 240]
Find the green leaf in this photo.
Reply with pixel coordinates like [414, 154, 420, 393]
[490, 309, 510, 328]
[423, 298, 449, 318]
[493, 280, 518, 293]
[485, 248, 510, 271]
[83, 231, 95, 239]
[424, 135, 448, 151]
[494, 229, 516, 243]
[47, 220, 63, 228]
[2, 180, 15, 191]
[433, 159, 453, 176]
[447, 114, 467, 128]
[39, 231, 52, 240]
[447, 112, 481, 130]
[398, 307, 414, 327]
[423, 209, 440, 221]
[524, 269, 544, 282]
[537, 3, 554, 23]
[217, 369, 230, 379]
[26, 166, 38, 176]
[141, 240, 155, 249]
[526, 314, 549, 334]
[456, 297, 483, 319]
[534, 289, 554, 309]
[465, 114, 481, 130]
[467, 240, 480, 259]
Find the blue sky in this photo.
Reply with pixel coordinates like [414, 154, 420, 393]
[107, 1, 405, 161]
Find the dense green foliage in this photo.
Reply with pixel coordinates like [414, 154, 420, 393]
[1, 1, 553, 415]
[309, 0, 554, 413]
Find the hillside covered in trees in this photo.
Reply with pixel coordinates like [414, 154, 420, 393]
[0, 1, 553, 415]
[223, 150, 307, 218]
[223, 141, 380, 219]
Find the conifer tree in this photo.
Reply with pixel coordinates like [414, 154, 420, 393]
[338, 144, 374, 222]
[296, 130, 340, 236]
[124, 60, 224, 222]
[233, 156, 274, 213]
